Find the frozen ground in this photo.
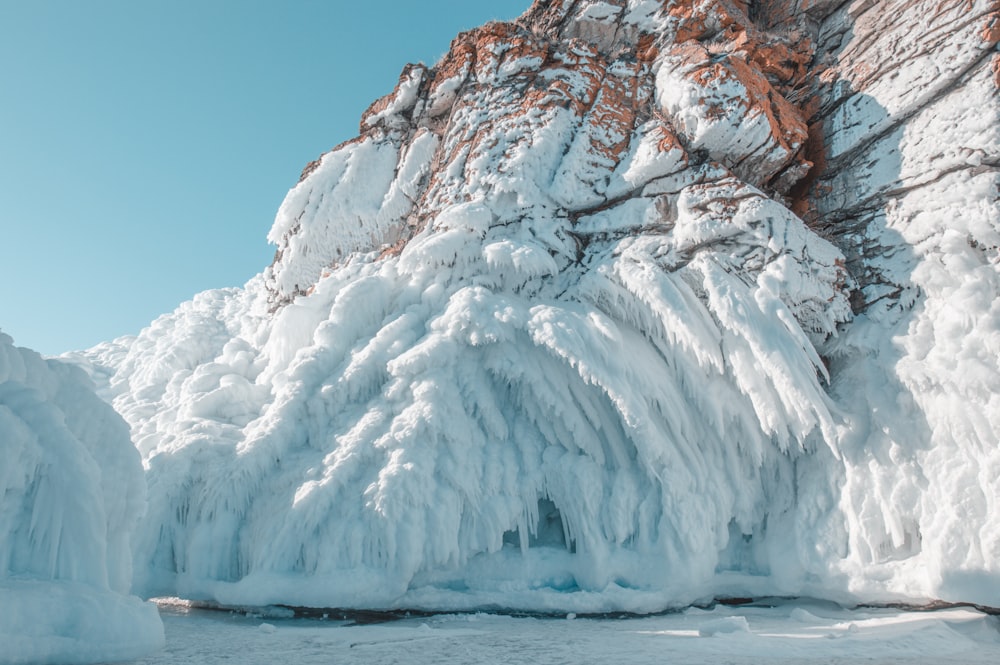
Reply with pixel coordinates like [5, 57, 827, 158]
[126, 599, 1000, 665]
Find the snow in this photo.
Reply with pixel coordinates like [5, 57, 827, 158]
[1, 580, 163, 665]
[578, 3, 622, 22]
[604, 120, 687, 199]
[265, 136, 415, 298]
[0, 332, 164, 664]
[655, 46, 803, 187]
[363, 65, 427, 130]
[126, 601, 1000, 665]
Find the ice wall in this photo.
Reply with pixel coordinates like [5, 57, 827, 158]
[0, 332, 163, 664]
[80, 0, 1000, 612]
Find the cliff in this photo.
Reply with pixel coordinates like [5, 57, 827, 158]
[80, 0, 999, 612]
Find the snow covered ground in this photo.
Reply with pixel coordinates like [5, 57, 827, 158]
[129, 600, 1000, 665]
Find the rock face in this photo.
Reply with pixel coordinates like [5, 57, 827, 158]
[83, 0, 998, 611]
[800, 0, 1000, 603]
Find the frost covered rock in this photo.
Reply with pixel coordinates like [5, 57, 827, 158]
[794, 0, 1000, 606]
[81, 0, 999, 613]
[0, 332, 163, 664]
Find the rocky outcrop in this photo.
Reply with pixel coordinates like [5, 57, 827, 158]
[264, 1, 842, 305]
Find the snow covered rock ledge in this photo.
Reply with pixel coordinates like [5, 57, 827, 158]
[81, 0, 1000, 614]
[0, 332, 163, 664]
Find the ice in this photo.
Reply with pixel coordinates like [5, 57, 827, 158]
[697, 615, 750, 636]
[65, 0, 1000, 617]
[816, 17, 1000, 607]
[363, 66, 427, 130]
[0, 332, 164, 664]
[124, 602, 1000, 665]
[265, 137, 409, 298]
[75, 148, 858, 612]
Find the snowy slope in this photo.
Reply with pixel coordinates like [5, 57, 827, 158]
[0, 332, 164, 664]
[79, 0, 1000, 613]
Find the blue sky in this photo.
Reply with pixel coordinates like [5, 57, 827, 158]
[1, 0, 530, 355]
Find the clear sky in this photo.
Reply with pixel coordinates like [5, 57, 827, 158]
[0, 0, 530, 355]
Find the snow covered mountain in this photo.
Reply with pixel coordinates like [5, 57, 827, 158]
[0, 332, 164, 663]
[78, 0, 999, 613]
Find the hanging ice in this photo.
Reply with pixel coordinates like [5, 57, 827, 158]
[73, 0, 1000, 613]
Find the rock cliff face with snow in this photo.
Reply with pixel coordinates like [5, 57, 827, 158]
[0, 332, 164, 664]
[83, 0, 999, 612]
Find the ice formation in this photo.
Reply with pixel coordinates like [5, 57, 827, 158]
[76, 0, 999, 612]
[0, 332, 164, 664]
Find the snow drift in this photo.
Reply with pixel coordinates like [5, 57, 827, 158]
[0, 332, 164, 664]
[79, 0, 1000, 612]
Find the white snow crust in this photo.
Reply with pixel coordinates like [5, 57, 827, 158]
[70, 0, 1000, 615]
[0, 332, 164, 664]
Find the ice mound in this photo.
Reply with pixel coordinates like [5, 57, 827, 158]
[0, 332, 164, 664]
